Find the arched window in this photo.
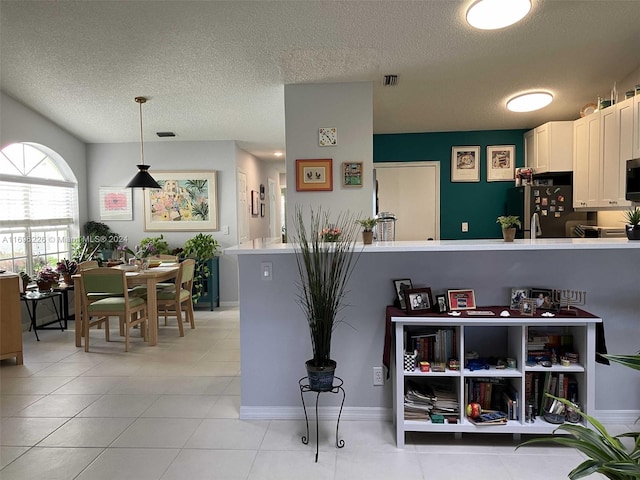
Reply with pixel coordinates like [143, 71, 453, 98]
[0, 143, 78, 275]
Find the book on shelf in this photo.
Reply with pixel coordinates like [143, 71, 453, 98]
[467, 410, 508, 425]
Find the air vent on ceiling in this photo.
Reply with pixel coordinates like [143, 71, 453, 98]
[156, 132, 175, 138]
[382, 74, 398, 86]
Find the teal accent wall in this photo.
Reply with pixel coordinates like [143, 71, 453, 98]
[373, 130, 527, 239]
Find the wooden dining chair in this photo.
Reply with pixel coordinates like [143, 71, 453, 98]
[80, 268, 148, 352]
[153, 259, 196, 336]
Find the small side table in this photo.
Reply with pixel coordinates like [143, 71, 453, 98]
[299, 376, 346, 462]
[20, 291, 64, 341]
[52, 283, 74, 327]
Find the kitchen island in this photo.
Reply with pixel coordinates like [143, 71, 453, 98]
[227, 238, 640, 423]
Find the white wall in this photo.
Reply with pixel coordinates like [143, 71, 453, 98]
[86, 140, 240, 304]
[1, 92, 88, 226]
[284, 82, 374, 228]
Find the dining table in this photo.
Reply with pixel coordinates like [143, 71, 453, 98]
[73, 263, 179, 347]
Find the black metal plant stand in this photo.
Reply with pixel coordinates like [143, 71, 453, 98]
[20, 291, 64, 341]
[299, 376, 346, 462]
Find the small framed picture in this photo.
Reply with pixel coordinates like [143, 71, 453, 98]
[510, 288, 529, 310]
[295, 158, 333, 192]
[519, 298, 536, 316]
[447, 289, 476, 311]
[530, 287, 557, 310]
[342, 162, 363, 187]
[486, 145, 515, 182]
[434, 294, 448, 313]
[404, 288, 433, 315]
[251, 190, 259, 216]
[393, 278, 413, 310]
[260, 203, 265, 218]
[451, 146, 480, 182]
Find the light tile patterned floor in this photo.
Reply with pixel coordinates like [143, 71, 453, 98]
[1, 307, 629, 479]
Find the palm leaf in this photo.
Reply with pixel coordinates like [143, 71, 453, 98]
[602, 354, 640, 371]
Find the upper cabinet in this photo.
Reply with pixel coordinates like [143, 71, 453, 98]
[524, 121, 573, 173]
[573, 97, 634, 209]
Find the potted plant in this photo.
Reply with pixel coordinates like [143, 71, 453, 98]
[35, 266, 59, 291]
[290, 206, 361, 391]
[55, 258, 78, 284]
[356, 217, 379, 245]
[518, 353, 640, 479]
[82, 221, 120, 261]
[623, 207, 640, 240]
[496, 215, 521, 242]
[139, 234, 170, 255]
[181, 233, 220, 303]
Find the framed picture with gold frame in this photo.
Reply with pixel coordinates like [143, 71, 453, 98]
[296, 159, 333, 191]
[447, 289, 476, 311]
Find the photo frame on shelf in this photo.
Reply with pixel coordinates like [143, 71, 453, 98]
[510, 288, 529, 310]
[447, 289, 476, 310]
[434, 294, 448, 313]
[404, 287, 433, 315]
[99, 187, 132, 221]
[143, 170, 218, 231]
[342, 162, 363, 187]
[451, 146, 480, 182]
[296, 158, 333, 191]
[519, 298, 536, 316]
[530, 287, 558, 311]
[251, 190, 259, 216]
[487, 145, 515, 182]
[393, 278, 413, 310]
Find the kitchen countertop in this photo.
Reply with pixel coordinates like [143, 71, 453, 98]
[225, 237, 639, 255]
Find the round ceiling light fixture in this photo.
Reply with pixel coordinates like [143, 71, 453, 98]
[506, 92, 553, 112]
[466, 0, 532, 30]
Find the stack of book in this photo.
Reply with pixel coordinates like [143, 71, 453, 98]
[405, 380, 459, 420]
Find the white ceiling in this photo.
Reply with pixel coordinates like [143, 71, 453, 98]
[1, 1, 639, 162]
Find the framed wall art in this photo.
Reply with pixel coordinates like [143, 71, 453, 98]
[99, 187, 132, 221]
[487, 145, 515, 182]
[342, 162, 363, 187]
[404, 287, 433, 315]
[296, 158, 333, 191]
[251, 190, 259, 216]
[451, 146, 480, 182]
[447, 289, 476, 311]
[143, 170, 218, 231]
[260, 203, 265, 218]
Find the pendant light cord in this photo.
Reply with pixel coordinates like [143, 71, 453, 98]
[139, 99, 145, 164]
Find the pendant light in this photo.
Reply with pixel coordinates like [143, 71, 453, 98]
[126, 96, 161, 189]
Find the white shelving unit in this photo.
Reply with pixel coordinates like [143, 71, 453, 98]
[391, 310, 601, 448]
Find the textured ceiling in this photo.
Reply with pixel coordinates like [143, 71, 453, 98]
[1, 0, 639, 162]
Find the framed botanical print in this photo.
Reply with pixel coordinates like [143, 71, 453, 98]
[451, 146, 480, 182]
[143, 171, 218, 231]
[487, 145, 515, 182]
[99, 187, 132, 221]
[296, 159, 333, 191]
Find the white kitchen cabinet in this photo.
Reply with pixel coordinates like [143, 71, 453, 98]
[633, 94, 640, 159]
[525, 121, 573, 173]
[574, 98, 633, 209]
[573, 113, 600, 208]
[391, 311, 600, 447]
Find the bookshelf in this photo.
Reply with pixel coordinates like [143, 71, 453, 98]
[391, 307, 601, 447]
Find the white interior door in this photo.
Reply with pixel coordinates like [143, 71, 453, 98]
[374, 162, 440, 240]
[237, 170, 249, 244]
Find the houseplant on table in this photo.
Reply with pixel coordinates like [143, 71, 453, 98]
[623, 207, 640, 240]
[55, 259, 78, 285]
[356, 217, 379, 245]
[496, 215, 521, 242]
[35, 266, 59, 291]
[291, 206, 361, 391]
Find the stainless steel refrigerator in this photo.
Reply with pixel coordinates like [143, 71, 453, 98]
[506, 185, 588, 238]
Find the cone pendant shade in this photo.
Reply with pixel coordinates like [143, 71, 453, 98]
[126, 164, 161, 189]
[126, 96, 160, 189]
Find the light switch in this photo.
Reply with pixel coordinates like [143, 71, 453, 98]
[261, 262, 272, 281]
[462, 222, 469, 232]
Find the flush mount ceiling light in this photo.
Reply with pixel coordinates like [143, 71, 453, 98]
[506, 92, 553, 112]
[126, 96, 161, 189]
[466, 0, 531, 30]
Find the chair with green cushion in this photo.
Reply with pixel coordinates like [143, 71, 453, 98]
[80, 268, 148, 352]
[154, 258, 196, 336]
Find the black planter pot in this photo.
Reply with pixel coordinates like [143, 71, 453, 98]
[625, 224, 640, 240]
[305, 359, 337, 391]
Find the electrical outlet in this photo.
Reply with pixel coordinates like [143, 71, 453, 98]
[373, 366, 384, 386]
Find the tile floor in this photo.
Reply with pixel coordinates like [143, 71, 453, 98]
[0, 307, 630, 479]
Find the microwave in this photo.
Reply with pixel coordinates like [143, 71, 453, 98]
[626, 158, 640, 201]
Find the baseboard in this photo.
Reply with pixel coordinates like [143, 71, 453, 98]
[592, 409, 640, 424]
[240, 406, 392, 421]
[219, 301, 239, 308]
